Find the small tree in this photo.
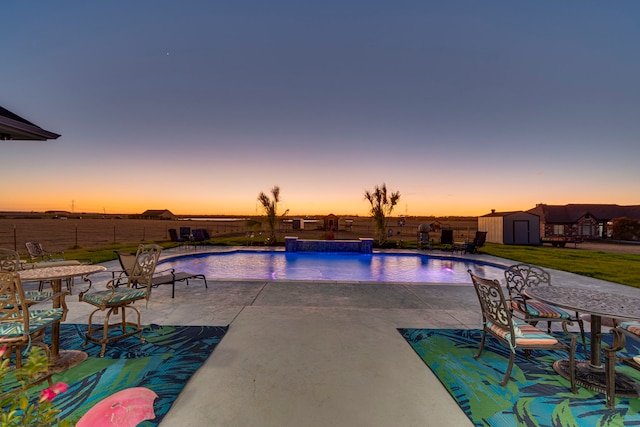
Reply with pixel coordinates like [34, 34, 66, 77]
[612, 217, 640, 241]
[364, 183, 400, 246]
[257, 186, 289, 245]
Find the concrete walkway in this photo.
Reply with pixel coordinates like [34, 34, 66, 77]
[53, 248, 640, 427]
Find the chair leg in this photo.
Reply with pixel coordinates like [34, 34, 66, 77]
[577, 319, 588, 358]
[474, 329, 487, 360]
[568, 335, 577, 394]
[501, 351, 516, 386]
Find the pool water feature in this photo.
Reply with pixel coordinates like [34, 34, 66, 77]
[158, 251, 505, 284]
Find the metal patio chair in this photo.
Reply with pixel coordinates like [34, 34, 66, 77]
[504, 263, 587, 357]
[80, 244, 162, 357]
[469, 270, 577, 391]
[24, 241, 65, 262]
[0, 270, 66, 386]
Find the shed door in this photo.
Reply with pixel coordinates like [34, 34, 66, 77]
[513, 220, 530, 244]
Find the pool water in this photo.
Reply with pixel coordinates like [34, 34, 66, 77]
[158, 251, 504, 284]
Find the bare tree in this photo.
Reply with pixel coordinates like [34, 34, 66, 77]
[364, 183, 400, 245]
[257, 186, 289, 245]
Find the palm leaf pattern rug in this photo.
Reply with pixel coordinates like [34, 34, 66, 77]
[46, 323, 228, 426]
[398, 328, 640, 427]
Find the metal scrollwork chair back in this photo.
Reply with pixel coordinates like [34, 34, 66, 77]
[469, 270, 577, 391]
[504, 263, 587, 356]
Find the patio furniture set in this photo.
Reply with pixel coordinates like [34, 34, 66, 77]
[1, 242, 208, 391]
[470, 263, 640, 409]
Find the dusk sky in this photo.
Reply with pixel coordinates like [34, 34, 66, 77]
[3, 1, 639, 217]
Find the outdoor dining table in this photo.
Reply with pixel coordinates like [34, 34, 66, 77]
[525, 286, 640, 399]
[19, 264, 107, 373]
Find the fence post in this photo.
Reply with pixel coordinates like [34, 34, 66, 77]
[13, 224, 17, 251]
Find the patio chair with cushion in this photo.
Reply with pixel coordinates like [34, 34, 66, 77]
[469, 270, 577, 390]
[0, 270, 66, 387]
[80, 244, 162, 357]
[504, 263, 587, 356]
[0, 248, 66, 305]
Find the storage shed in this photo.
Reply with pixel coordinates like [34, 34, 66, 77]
[479, 211, 540, 245]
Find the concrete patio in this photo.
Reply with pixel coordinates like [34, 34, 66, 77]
[51, 248, 640, 427]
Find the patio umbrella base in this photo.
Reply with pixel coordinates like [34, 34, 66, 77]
[51, 350, 88, 374]
[554, 359, 640, 398]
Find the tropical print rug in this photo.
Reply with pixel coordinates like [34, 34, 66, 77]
[48, 323, 228, 426]
[398, 328, 640, 427]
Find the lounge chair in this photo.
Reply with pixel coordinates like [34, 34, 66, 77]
[179, 227, 191, 241]
[191, 228, 210, 245]
[114, 250, 207, 299]
[463, 231, 487, 254]
[440, 229, 454, 251]
[469, 270, 577, 391]
[169, 228, 187, 243]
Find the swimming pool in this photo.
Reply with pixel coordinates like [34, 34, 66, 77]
[158, 251, 505, 284]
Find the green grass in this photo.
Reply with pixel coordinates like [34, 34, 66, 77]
[60, 238, 640, 289]
[480, 243, 640, 288]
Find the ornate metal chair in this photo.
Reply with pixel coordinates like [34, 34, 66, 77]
[24, 241, 65, 262]
[504, 263, 587, 356]
[0, 248, 63, 304]
[80, 244, 162, 357]
[0, 271, 66, 385]
[469, 270, 577, 391]
[604, 320, 640, 408]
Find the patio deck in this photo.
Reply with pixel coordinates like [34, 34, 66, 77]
[46, 247, 640, 426]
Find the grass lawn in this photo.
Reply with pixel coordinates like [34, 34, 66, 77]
[480, 243, 640, 288]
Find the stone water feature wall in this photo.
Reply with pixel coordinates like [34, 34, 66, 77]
[285, 237, 373, 253]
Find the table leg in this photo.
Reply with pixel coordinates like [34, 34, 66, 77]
[49, 278, 88, 373]
[590, 315, 602, 368]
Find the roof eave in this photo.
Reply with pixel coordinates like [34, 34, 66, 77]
[0, 116, 61, 141]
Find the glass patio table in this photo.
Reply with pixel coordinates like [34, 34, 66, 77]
[19, 264, 107, 373]
[525, 286, 640, 399]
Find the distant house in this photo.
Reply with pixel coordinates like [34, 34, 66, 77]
[527, 204, 640, 240]
[137, 209, 176, 220]
[479, 210, 540, 245]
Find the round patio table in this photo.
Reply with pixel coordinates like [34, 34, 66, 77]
[525, 286, 640, 400]
[19, 264, 107, 373]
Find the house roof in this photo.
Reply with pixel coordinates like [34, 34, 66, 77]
[0, 106, 61, 141]
[141, 209, 175, 217]
[528, 204, 640, 222]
